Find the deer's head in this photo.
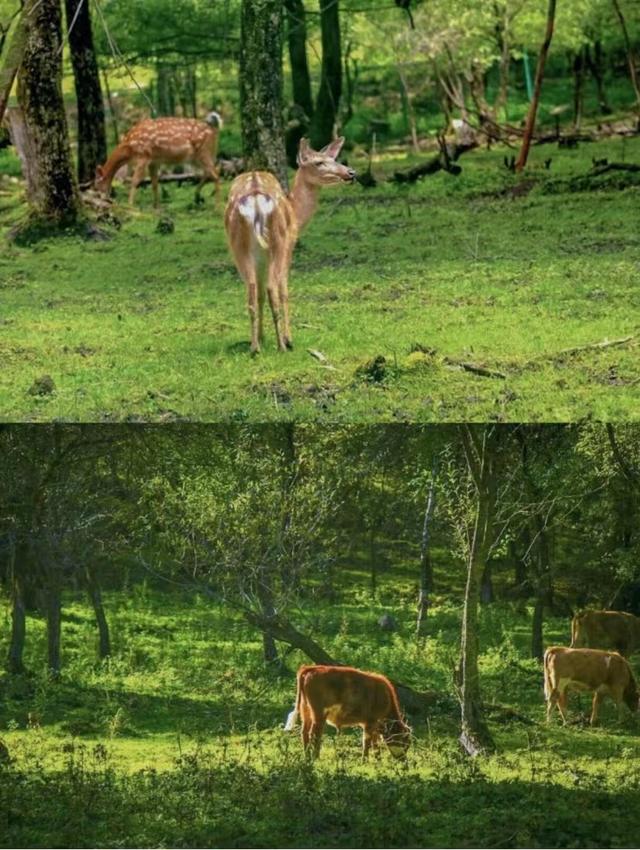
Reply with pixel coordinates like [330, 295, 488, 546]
[205, 111, 223, 129]
[297, 137, 356, 185]
[94, 164, 109, 194]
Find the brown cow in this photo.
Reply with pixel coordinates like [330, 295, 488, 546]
[571, 610, 640, 657]
[284, 665, 412, 759]
[544, 646, 639, 725]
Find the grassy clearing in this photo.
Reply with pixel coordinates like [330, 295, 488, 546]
[2, 576, 640, 847]
[1, 136, 640, 422]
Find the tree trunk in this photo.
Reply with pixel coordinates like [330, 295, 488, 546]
[156, 62, 174, 116]
[242, 608, 442, 716]
[611, 0, 640, 108]
[17, 0, 80, 227]
[584, 42, 611, 115]
[369, 527, 377, 596]
[101, 68, 120, 145]
[45, 581, 62, 677]
[480, 561, 494, 603]
[459, 426, 496, 756]
[416, 459, 437, 641]
[240, 0, 288, 188]
[256, 567, 279, 665]
[64, 0, 107, 185]
[86, 566, 110, 659]
[4, 106, 39, 194]
[7, 545, 26, 674]
[531, 594, 544, 662]
[0, 0, 33, 124]
[310, 0, 342, 148]
[514, 0, 557, 172]
[284, 0, 313, 119]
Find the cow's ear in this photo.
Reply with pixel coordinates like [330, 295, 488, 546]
[320, 136, 345, 159]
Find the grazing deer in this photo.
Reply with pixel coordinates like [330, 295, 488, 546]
[224, 137, 356, 354]
[95, 112, 222, 207]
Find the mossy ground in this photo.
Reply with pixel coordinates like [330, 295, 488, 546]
[1, 572, 640, 847]
[1, 134, 639, 422]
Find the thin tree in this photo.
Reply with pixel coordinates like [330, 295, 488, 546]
[64, 0, 107, 184]
[240, 0, 288, 188]
[458, 425, 496, 756]
[0, 0, 33, 123]
[416, 457, 437, 643]
[610, 0, 640, 108]
[514, 0, 557, 172]
[284, 0, 313, 119]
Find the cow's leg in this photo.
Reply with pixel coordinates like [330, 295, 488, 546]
[590, 690, 603, 726]
[546, 692, 556, 723]
[310, 716, 326, 758]
[557, 688, 569, 724]
[301, 701, 313, 753]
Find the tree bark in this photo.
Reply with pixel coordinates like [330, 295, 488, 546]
[256, 567, 279, 665]
[584, 42, 611, 116]
[7, 544, 26, 674]
[17, 0, 80, 226]
[572, 49, 585, 130]
[64, 0, 107, 184]
[458, 426, 496, 756]
[242, 608, 441, 715]
[284, 0, 313, 119]
[86, 566, 110, 659]
[310, 0, 342, 148]
[45, 581, 62, 677]
[514, 0, 557, 172]
[240, 0, 288, 188]
[416, 458, 437, 641]
[611, 0, 640, 108]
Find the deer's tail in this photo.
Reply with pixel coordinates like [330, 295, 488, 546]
[237, 193, 275, 250]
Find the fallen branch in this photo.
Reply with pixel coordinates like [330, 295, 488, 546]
[392, 142, 476, 184]
[444, 357, 507, 379]
[242, 609, 444, 716]
[590, 161, 640, 176]
[548, 335, 635, 360]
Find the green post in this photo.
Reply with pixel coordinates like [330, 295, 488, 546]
[523, 50, 534, 101]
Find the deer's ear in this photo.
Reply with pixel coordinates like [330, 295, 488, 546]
[297, 137, 313, 166]
[320, 136, 345, 159]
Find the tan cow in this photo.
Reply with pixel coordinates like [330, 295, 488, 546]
[571, 610, 640, 657]
[284, 664, 411, 759]
[544, 646, 639, 725]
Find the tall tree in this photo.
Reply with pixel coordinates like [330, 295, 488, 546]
[310, 0, 342, 148]
[240, 0, 288, 188]
[610, 0, 640, 108]
[285, 0, 313, 119]
[17, 0, 81, 229]
[64, 0, 107, 184]
[458, 425, 497, 756]
[0, 0, 32, 123]
[515, 0, 557, 172]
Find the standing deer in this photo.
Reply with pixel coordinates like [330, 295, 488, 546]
[95, 112, 222, 207]
[224, 137, 356, 354]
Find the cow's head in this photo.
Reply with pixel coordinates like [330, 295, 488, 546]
[382, 717, 411, 758]
[624, 676, 640, 713]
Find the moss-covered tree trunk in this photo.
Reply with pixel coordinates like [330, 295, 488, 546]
[310, 0, 342, 148]
[64, 0, 107, 184]
[17, 0, 80, 228]
[284, 0, 313, 119]
[240, 0, 288, 188]
[86, 566, 111, 660]
[45, 579, 62, 677]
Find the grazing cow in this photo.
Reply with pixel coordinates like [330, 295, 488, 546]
[284, 664, 411, 759]
[571, 610, 640, 657]
[544, 646, 639, 725]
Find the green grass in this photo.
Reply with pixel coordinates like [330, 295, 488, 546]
[1, 136, 640, 422]
[2, 576, 640, 848]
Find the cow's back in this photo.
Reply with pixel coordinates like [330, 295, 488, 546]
[547, 646, 631, 690]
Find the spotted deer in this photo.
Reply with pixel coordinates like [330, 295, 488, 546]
[95, 112, 222, 207]
[224, 137, 356, 354]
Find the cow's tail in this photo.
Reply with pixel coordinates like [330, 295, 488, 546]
[237, 193, 275, 250]
[543, 648, 554, 700]
[284, 666, 305, 731]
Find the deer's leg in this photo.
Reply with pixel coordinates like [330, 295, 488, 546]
[129, 159, 148, 206]
[279, 245, 294, 350]
[195, 151, 219, 204]
[148, 163, 160, 208]
[267, 262, 286, 352]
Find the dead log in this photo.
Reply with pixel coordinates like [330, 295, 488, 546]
[392, 141, 476, 184]
[443, 358, 507, 380]
[242, 608, 443, 716]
